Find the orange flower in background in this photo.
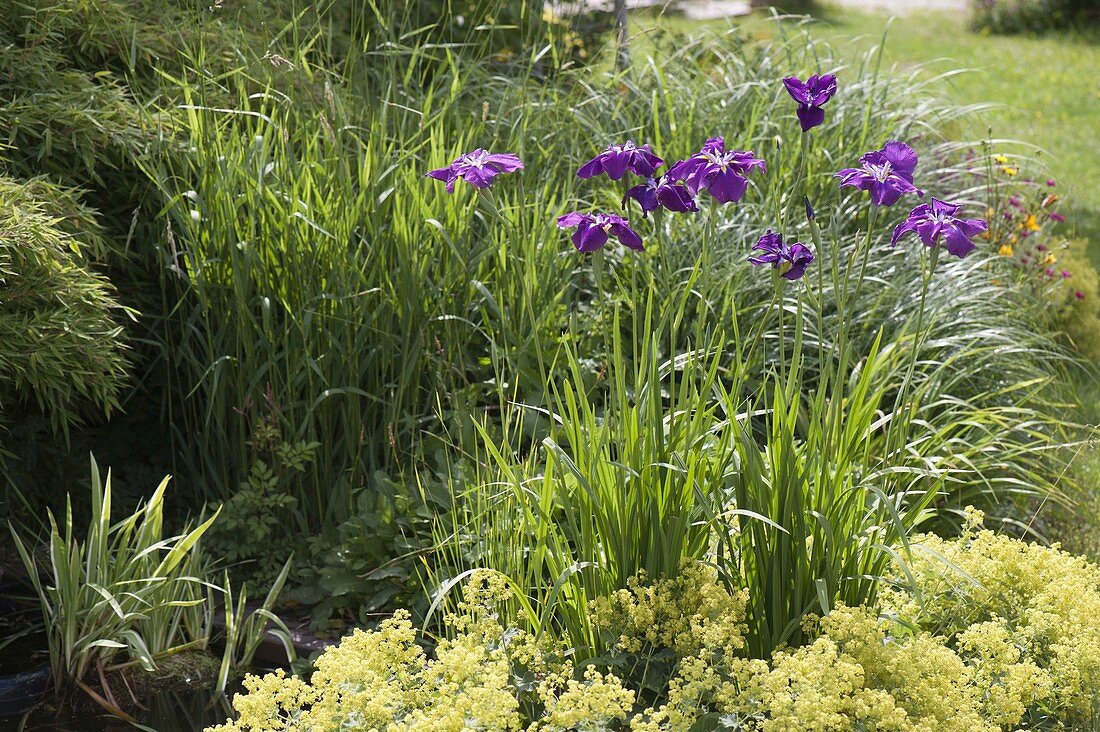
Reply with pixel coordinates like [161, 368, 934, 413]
[1024, 214, 1041, 232]
[998, 243, 1014, 257]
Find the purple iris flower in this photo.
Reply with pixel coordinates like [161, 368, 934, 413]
[890, 197, 988, 259]
[747, 231, 814, 281]
[783, 74, 837, 132]
[621, 174, 699, 218]
[835, 141, 924, 207]
[557, 212, 643, 253]
[426, 149, 524, 192]
[577, 141, 664, 181]
[666, 137, 766, 204]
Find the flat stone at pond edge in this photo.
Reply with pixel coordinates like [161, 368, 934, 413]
[547, 0, 752, 18]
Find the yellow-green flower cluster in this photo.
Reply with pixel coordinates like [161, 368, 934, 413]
[795, 605, 995, 731]
[740, 624, 909, 731]
[589, 562, 749, 658]
[532, 666, 635, 731]
[881, 511, 1100, 727]
[209, 548, 1100, 732]
[627, 601, 1041, 732]
[210, 571, 524, 732]
[590, 563, 759, 731]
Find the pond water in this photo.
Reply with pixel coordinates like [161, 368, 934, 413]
[3, 688, 235, 731]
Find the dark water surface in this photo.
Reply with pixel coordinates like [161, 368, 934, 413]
[4, 689, 233, 731]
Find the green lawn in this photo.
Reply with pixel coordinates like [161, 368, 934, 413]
[632, 4, 1100, 268]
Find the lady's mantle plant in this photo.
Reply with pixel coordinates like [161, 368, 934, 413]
[210, 552, 1079, 731]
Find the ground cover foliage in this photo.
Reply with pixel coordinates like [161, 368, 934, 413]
[2, 0, 1099, 725]
[214, 515, 1100, 730]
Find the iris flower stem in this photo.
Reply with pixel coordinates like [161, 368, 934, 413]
[884, 245, 938, 487]
[776, 270, 786, 371]
[704, 204, 717, 278]
[742, 287, 780, 384]
[833, 205, 878, 402]
[790, 131, 810, 231]
[805, 202, 830, 403]
[591, 247, 606, 300]
[853, 205, 879, 304]
[478, 189, 513, 370]
[794, 285, 805, 364]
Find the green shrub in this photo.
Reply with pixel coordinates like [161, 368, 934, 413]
[970, 0, 1096, 34]
[0, 0, 328, 521]
[1052, 239, 1100, 361]
[0, 176, 130, 435]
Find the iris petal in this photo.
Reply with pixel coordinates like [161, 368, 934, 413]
[485, 153, 524, 172]
[943, 225, 976, 258]
[603, 153, 630, 181]
[783, 77, 813, 105]
[577, 157, 605, 179]
[882, 141, 919, 176]
[706, 171, 749, 204]
[460, 167, 496, 189]
[573, 222, 608, 253]
[612, 223, 644, 251]
[656, 183, 698, 213]
[797, 105, 826, 132]
[557, 212, 587, 228]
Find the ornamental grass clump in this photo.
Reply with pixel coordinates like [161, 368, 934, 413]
[10, 459, 218, 702]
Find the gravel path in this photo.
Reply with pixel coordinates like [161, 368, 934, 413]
[826, 0, 966, 12]
[549, 0, 965, 20]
